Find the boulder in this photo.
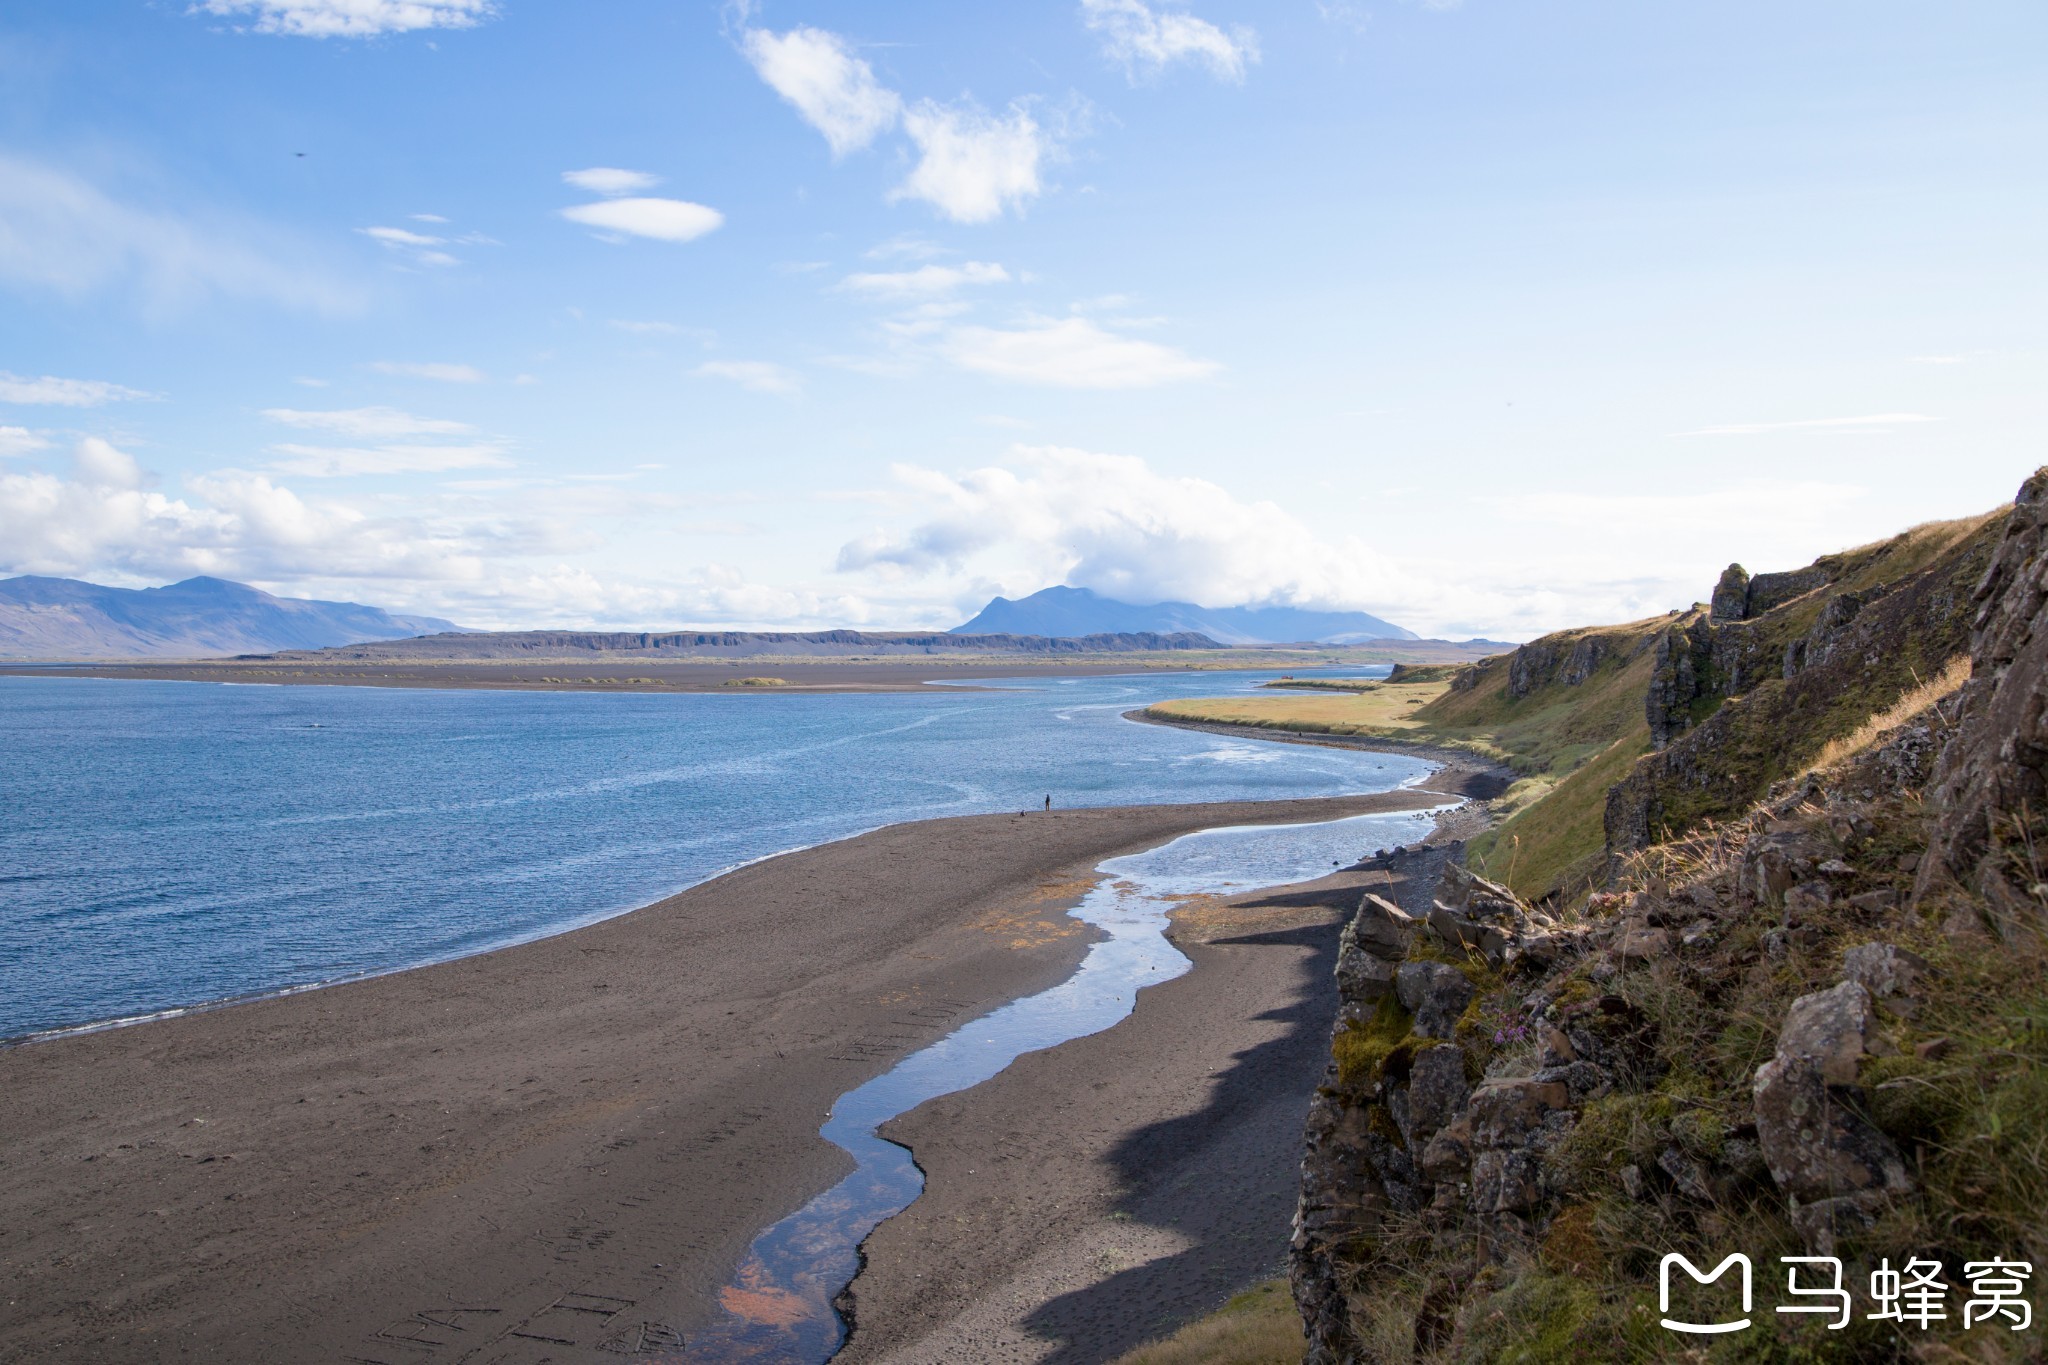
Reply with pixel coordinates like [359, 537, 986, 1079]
[1776, 981, 1880, 1084]
[1396, 961, 1476, 1039]
[1753, 983, 1912, 1249]
[1840, 942, 1928, 1018]
[1467, 1077, 1568, 1148]
[1402, 1044, 1471, 1149]
[1428, 863, 1549, 968]
[1334, 893, 1416, 1009]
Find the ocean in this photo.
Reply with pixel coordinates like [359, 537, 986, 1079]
[0, 669, 1430, 1040]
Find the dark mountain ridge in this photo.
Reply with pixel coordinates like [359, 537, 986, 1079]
[260, 627, 1222, 662]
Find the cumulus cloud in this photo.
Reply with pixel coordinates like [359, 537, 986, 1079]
[693, 360, 801, 394]
[0, 153, 358, 316]
[836, 446, 1406, 617]
[0, 372, 154, 406]
[1081, 0, 1259, 83]
[944, 316, 1217, 388]
[263, 406, 473, 438]
[559, 198, 724, 242]
[837, 261, 1011, 298]
[741, 26, 903, 156]
[190, 0, 496, 38]
[0, 439, 524, 589]
[561, 167, 661, 196]
[369, 360, 487, 383]
[893, 100, 1050, 223]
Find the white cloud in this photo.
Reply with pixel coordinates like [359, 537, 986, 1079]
[266, 442, 510, 477]
[262, 406, 473, 438]
[561, 167, 661, 196]
[0, 426, 49, 456]
[369, 360, 488, 383]
[893, 100, 1049, 223]
[1672, 412, 1938, 437]
[559, 198, 724, 242]
[411, 212, 449, 224]
[1081, 0, 1259, 83]
[835, 446, 1405, 617]
[190, 0, 496, 38]
[359, 224, 459, 268]
[0, 372, 154, 406]
[865, 234, 946, 261]
[0, 450, 482, 584]
[693, 360, 801, 395]
[741, 26, 903, 156]
[838, 261, 1011, 298]
[944, 316, 1217, 388]
[0, 153, 359, 316]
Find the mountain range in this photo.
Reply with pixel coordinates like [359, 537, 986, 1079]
[0, 576, 461, 660]
[951, 585, 1418, 645]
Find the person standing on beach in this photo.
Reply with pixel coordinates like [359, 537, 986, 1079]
[1044, 795, 1051, 811]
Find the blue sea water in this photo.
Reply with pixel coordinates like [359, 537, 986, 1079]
[0, 669, 1431, 1040]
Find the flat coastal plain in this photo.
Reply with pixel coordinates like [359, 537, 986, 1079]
[0, 777, 1473, 1365]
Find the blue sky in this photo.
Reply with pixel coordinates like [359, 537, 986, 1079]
[1, 0, 2042, 637]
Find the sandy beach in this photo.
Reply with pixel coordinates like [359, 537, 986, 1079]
[0, 764, 1482, 1364]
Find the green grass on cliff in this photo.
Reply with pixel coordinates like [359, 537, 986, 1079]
[1108, 1279, 1303, 1365]
[1464, 723, 1652, 900]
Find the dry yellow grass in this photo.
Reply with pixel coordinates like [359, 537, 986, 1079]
[1147, 679, 1449, 735]
[1798, 653, 1970, 777]
[1108, 1280, 1304, 1365]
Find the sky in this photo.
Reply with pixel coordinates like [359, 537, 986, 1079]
[1, 0, 2043, 639]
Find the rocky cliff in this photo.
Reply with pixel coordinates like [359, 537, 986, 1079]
[1289, 473, 2048, 1361]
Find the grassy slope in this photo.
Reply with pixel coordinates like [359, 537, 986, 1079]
[1148, 615, 1670, 902]
[1116, 511, 2033, 1364]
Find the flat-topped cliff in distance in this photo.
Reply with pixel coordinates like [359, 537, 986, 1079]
[954, 585, 1424, 645]
[255, 626, 1225, 661]
[0, 575, 460, 660]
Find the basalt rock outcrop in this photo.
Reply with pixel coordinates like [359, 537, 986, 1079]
[1914, 468, 2048, 932]
[1290, 470, 2048, 1361]
[1611, 516, 1995, 854]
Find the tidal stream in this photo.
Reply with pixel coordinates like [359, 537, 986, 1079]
[673, 805, 1445, 1362]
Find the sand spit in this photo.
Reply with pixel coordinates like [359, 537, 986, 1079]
[0, 783, 1474, 1364]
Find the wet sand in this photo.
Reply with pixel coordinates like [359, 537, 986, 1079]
[0, 782, 1470, 1364]
[837, 810, 1465, 1365]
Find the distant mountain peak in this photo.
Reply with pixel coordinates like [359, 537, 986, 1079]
[0, 575, 462, 661]
[951, 585, 1416, 645]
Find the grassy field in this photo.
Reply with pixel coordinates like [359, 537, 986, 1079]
[1148, 677, 1455, 737]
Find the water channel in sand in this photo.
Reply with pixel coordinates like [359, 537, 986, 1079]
[672, 805, 1447, 1362]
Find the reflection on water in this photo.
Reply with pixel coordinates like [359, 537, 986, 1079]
[672, 807, 1445, 1362]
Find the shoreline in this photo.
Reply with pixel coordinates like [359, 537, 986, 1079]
[0, 789, 1454, 1364]
[837, 793, 1479, 1362]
